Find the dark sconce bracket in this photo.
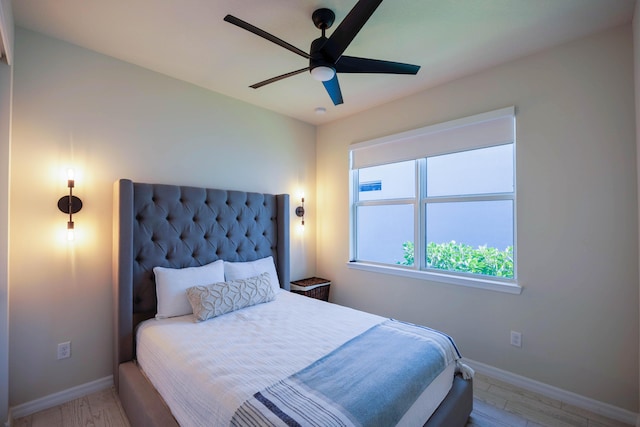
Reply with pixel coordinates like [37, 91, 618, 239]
[58, 175, 82, 238]
[57, 195, 83, 215]
[295, 197, 305, 226]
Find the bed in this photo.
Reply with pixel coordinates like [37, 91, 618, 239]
[112, 179, 473, 426]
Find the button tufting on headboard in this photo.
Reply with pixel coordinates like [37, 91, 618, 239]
[129, 183, 284, 317]
[113, 179, 290, 381]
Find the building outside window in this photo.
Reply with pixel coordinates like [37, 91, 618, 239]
[349, 107, 518, 293]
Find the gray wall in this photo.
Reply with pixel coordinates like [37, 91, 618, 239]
[317, 25, 639, 412]
[8, 28, 317, 405]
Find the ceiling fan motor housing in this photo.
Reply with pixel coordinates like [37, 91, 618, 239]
[310, 36, 335, 73]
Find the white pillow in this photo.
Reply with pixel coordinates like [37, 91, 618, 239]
[224, 256, 280, 293]
[153, 260, 225, 319]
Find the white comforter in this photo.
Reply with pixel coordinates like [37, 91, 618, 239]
[136, 290, 454, 426]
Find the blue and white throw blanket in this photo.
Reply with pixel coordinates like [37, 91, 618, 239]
[230, 319, 464, 427]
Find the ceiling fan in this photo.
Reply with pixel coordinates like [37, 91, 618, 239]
[224, 0, 420, 106]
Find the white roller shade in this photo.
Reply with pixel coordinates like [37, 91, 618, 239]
[350, 106, 515, 169]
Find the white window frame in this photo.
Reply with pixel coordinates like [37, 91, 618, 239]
[348, 107, 521, 294]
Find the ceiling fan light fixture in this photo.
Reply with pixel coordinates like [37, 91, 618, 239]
[310, 65, 335, 82]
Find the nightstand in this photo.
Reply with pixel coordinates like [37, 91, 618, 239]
[290, 277, 331, 301]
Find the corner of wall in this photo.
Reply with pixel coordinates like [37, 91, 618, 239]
[633, 0, 640, 417]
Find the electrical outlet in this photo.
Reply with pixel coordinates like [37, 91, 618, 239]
[57, 341, 71, 359]
[510, 331, 522, 348]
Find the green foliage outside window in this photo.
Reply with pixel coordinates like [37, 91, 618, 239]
[398, 241, 514, 279]
[399, 241, 415, 266]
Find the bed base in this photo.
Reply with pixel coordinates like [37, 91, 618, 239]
[118, 361, 472, 427]
[425, 374, 473, 426]
[119, 362, 178, 427]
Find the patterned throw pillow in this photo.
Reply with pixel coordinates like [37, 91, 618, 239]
[186, 272, 275, 322]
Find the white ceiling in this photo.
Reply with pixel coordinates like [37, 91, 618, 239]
[11, 0, 637, 125]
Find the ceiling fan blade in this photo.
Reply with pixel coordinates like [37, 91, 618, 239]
[224, 15, 310, 59]
[322, 75, 344, 105]
[250, 68, 310, 89]
[335, 56, 420, 74]
[323, 0, 383, 62]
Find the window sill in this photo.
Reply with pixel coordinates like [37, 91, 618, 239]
[346, 262, 522, 295]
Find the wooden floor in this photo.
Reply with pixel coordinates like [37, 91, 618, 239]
[13, 373, 633, 427]
[12, 387, 129, 427]
[468, 373, 632, 427]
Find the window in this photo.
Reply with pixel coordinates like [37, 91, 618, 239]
[356, 161, 415, 264]
[349, 107, 519, 293]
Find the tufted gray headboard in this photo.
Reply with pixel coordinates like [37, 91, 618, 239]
[113, 179, 290, 383]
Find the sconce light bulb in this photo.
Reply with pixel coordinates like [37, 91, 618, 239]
[67, 221, 75, 241]
[67, 169, 75, 180]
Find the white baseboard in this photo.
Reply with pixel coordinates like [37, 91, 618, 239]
[465, 359, 638, 426]
[10, 376, 112, 420]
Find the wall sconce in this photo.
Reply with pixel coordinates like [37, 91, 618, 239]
[295, 196, 305, 226]
[57, 169, 83, 241]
